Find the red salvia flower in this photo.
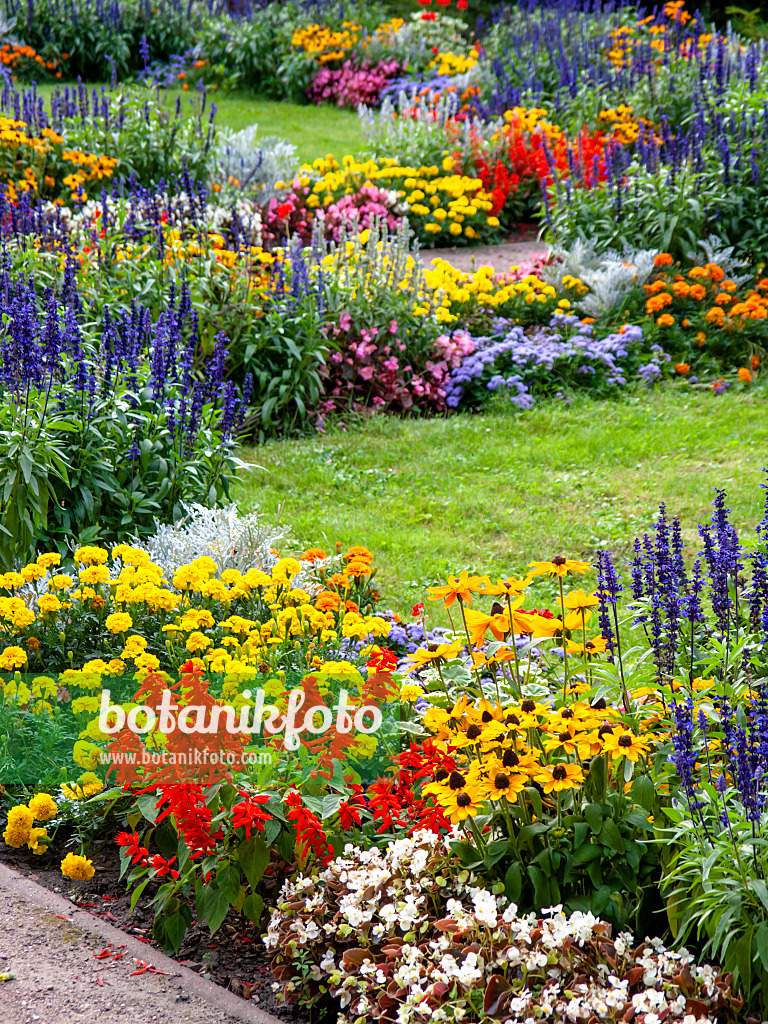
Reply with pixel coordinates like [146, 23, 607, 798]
[231, 792, 272, 840]
[116, 831, 149, 866]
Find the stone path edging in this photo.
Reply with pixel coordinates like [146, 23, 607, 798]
[0, 862, 282, 1024]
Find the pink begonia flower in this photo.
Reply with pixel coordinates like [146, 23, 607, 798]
[383, 357, 399, 373]
[359, 366, 375, 381]
[389, 320, 398, 333]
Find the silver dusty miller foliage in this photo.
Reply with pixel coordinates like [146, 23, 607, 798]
[215, 127, 300, 204]
[139, 503, 285, 576]
[544, 239, 659, 318]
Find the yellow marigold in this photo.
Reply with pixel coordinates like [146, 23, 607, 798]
[28, 793, 58, 821]
[0, 572, 24, 590]
[36, 553, 61, 570]
[3, 804, 34, 846]
[105, 612, 133, 634]
[38, 593, 62, 614]
[135, 652, 161, 672]
[74, 739, 104, 770]
[0, 646, 28, 670]
[272, 558, 301, 583]
[48, 574, 73, 591]
[186, 631, 212, 653]
[61, 852, 95, 881]
[79, 565, 110, 585]
[27, 826, 48, 854]
[74, 546, 109, 566]
[21, 563, 45, 582]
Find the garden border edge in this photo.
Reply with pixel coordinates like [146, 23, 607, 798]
[0, 861, 283, 1024]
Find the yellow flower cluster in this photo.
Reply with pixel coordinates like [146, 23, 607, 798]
[596, 105, 655, 145]
[421, 695, 652, 823]
[492, 106, 564, 147]
[1, 543, 387, 684]
[306, 154, 496, 244]
[291, 21, 361, 63]
[426, 49, 479, 77]
[2, 793, 56, 854]
[0, 117, 115, 202]
[422, 259, 558, 322]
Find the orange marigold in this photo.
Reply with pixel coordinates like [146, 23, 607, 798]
[300, 547, 327, 563]
[751, 355, 760, 370]
[738, 367, 753, 383]
[674, 363, 690, 375]
[695, 332, 706, 347]
[654, 252, 674, 266]
[646, 293, 673, 313]
[656, 313, 675, 326]
[706, 263, 725, 283]
[689, 284, 707, 301]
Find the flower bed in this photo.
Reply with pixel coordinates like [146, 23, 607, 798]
[3, 483, 768, 1015]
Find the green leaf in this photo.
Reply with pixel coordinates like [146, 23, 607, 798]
[130, 877, 150, 913]
[137, 792, 160, 824]
[585, 802, 604, 834]
[217, 862, 241, 904]
[755, 922, 768, 971]
[630, 774, 655, 811]
[504, 862, 522, 904]
[201, 889, 230, 935]
[483, 840, 510, 869]
[599, 819, 625, 854]
[237, 836, 270, 889]
[242, 893, 264, 926]
[163, 912, 189, 954]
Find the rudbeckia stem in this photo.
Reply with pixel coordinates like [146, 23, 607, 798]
[558, 576, 570, 701]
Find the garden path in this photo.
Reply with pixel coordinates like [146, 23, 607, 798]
[418, 238, 548, 274]
[0, 865, 279, 1024]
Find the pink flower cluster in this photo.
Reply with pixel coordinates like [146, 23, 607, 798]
[318, 314, 457, 420]
[434, 329, 475, 368]
[318, 185, 402, 242]
[307, 60, 401, 109]
[261, 180, 315, 247]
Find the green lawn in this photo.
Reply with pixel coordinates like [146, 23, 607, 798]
[232, 389, 768, 618]
[30, 82, 366, 164]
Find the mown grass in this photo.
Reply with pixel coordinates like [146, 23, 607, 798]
[30, 82, 366, 163]
[232, 388, 768, 618]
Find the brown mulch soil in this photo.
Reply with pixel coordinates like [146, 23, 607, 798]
[0, 832, 322, 1024]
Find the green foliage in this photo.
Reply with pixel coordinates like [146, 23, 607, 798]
[0, 394, 71, 570]
[58, 86, 218, 187]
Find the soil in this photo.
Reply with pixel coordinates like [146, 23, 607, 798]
[0, 836, 311, 1024]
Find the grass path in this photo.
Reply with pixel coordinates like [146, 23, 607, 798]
[232, 389, 768, 617]
[30, 82, 366, 163]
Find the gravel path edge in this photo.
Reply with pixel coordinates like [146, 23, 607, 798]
[0, 861, 283, 1024]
